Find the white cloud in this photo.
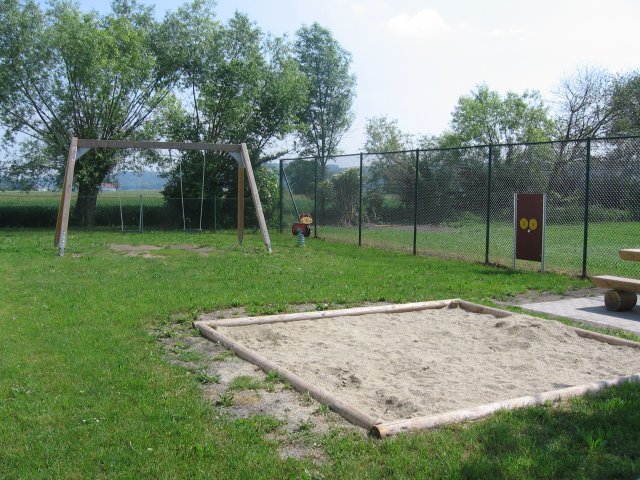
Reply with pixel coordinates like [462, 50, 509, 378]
[388, 9, 452, 39]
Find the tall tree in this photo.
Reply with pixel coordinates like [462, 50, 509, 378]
[363, 116, 414, 153]
[553, 65, 618, 140]
[445, 84, 555, 146]
[362, 116, 415, 211]
[607, 71, 640, 136]
[0, 0, 175, 225]
[155, 3, 306, 221]
[294, 22, 356, 180]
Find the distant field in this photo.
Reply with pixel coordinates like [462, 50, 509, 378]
[0, 190, 165, 206]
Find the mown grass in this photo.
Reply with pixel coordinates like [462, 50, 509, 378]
[1, 229, 639, 479]
[318, 221, 640, 278]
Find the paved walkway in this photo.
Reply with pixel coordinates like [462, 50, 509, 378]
[521, 296, 640, 335]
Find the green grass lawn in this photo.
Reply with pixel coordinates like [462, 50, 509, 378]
[316, 221, 640, 278]
[1, 229, 640, 479]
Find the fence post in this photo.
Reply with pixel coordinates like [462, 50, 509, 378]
[359, 152, 363, 247]
[413, 149, 419, 255]
[139, 194, 144, 233]
[279, 159, 283, 233]
[582, 137, 591, 279]
[213, 196, 217, 233]
[485, 145, 493, 264]
[314, 156, 318, 238]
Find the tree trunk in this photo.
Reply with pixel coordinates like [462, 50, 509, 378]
[73, 183, 100, 227]
[319, 159, 327, 224]
[71, 151, 113, 227]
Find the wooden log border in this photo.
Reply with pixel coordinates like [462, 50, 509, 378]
[194, 299, 640, 438]
[371, 373, 640, 438]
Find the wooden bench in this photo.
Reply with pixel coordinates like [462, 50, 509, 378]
[592, 249, 640, 311]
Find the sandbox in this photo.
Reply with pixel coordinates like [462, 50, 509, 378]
[194, 300, 640, 437]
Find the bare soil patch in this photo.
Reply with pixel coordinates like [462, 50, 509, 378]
[110, 243, 220, 258]
[110, 244, 163, 256]
[157, 307, 359, 462]
[169, 244, 216, 255]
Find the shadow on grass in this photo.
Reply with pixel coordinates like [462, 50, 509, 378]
[459, 382, 640, 479]
[321, 383, 640, 479]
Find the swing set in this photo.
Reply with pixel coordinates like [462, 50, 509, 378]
[54, 138, 272, 255]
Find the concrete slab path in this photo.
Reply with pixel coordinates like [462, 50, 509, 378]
[521, 296, 640, 336]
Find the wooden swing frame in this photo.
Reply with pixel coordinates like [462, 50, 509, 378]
[53, 137, 272, 256]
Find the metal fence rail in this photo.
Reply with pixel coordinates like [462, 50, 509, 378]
[278, 135, 640, 278]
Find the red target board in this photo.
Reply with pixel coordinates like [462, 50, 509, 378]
[515, 193, 545, 262]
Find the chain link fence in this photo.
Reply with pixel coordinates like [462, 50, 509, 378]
[278, 136, 640, 278]
[2, 135, 639, 278]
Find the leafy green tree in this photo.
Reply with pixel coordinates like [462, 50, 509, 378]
[0, 0, 175, 225]
[294, 22, 356, 180]
[444, 84, 555, 146]
[283, 159, 315, 196]
[608, 71, 640, 136]
[362, 116, 415, 216]
[328, 168, 359, 225]
[157, 3, 306, 222]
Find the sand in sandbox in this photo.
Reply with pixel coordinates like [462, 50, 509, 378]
[217, 309, 640, 422]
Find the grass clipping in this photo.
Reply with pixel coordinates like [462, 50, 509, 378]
[217, 309, 640, 422]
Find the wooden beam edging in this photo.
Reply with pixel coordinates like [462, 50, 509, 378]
[573, 328, 640, 349]
[454, 300, 513, 318]
[198, 299, 455, 328]
[194, 322, 378, 430]
[371, 373, 640, 438]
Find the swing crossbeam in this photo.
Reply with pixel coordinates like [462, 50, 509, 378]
[54, 138, 272, 255]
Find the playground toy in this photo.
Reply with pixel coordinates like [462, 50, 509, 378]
[291, 212, 312, 246]
[54, 138, 272, 255]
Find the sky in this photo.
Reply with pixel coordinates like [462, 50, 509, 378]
[59, 0, 640, 153]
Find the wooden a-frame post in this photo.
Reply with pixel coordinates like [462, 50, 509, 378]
[54, 138, 272, 256]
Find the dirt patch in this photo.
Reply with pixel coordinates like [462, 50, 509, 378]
[110, 243, 220, 258]
[110, 244, 163, 256]
[170, 244, 216, 255]
[157, 309, 360, 463]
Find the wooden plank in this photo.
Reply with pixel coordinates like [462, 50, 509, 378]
[619, 249, 640, 262]
[237, 165, 245, 245]
[54, 148, 74, 247]
[371, 373, 640, 438]
[240, 143, 272, 253]
[591, 275, 640, 292]
[56, 137, 78, 256]
[195, 322, 378, 429]
[76, 139, 241, 153]
[197, 300, 455, 328]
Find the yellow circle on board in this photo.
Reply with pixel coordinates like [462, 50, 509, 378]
[529, 218, 538, 231]
[519, 217, 529, 230]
